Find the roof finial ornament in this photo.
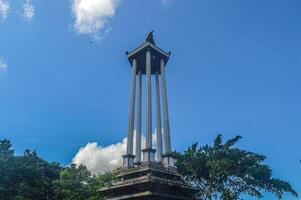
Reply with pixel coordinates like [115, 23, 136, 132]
[146, 30, 155, 45]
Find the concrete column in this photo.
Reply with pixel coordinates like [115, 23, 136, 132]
[123, 59, 137, 168]
[155, 70, 163, 162]
[160, 59, 173, 167]
[142, 50, 156, 162]
[160, 59, 171, 153]
[135, 70, 142, 163]
[145, 51, 152, 149]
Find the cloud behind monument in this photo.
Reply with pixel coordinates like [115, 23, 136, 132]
[72, 131, 157, 174]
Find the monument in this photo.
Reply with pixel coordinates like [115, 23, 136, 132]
[99, 32, 197, 199]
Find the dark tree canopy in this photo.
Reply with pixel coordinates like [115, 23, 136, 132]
[53, 164, 115, 200]
[0, 140, 115, 200]
[0, 137, 298, 200]
[175, 135, 298, 200]
[0, 140, 62, 200]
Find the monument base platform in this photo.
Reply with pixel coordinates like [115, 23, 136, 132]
[99, 162, 197, 200]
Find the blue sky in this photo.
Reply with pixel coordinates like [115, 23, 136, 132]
[0, 0, 300, 199]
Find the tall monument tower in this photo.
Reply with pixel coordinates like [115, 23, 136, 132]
[123, 31, 173, 168]
[99, 32, 196, 200]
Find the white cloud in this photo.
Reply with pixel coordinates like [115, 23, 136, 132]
[71, 0, 121, 41]
[72, 131, 158, 174]
[23, 0, 35, 22]
[0, 58, 7, 73]
[72, 138, 126, 175]
[0, 0, 10, 20]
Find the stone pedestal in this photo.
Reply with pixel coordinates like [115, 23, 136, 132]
[99, 162, 197, 200]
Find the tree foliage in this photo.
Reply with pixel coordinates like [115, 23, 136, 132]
[53, 164, 115, 200]
[1, 137, 297, 200]
[0, 140, 62, 200]
[0, 139, 115, 200]
[175, 135, 298, 200]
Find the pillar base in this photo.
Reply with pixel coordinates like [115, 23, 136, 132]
[122, 154, 135, 168]
[142, 148, 156, 162]
[162, 153, 175, 168]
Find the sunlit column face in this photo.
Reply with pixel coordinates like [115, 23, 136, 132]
[160, 59, 175, 167]
[123, 59, 137, 168]
[135, 70, 142, 164]
[145, 50, 152, 149]
[155, 70, 163, 162]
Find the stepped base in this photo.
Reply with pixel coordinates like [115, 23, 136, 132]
[99, 162, 197, 200]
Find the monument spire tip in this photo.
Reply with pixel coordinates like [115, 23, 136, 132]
[146, 30, 155, 45]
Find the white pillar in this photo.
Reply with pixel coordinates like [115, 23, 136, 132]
[123, 59, 137, 168]
[160, 59, 173, 167]
[135, 70, 142, 163]
[155, 70, 163, 162]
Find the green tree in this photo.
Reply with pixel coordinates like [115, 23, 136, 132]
[90, 170, 117, 198]
[53, 164, 115, 200]
[53, 164, 94, 200]
[0, 140, 16, 199]
[14, 150, 61, 200]
[0, 140, 62, 200]
[175, 135, 298, 200]
[0, 139, 116, 200]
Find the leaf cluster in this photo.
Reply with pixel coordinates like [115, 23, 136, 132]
[0, 140, 115, 200]
[0, 140, 62, 200]
[175, 135, 298, 200]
